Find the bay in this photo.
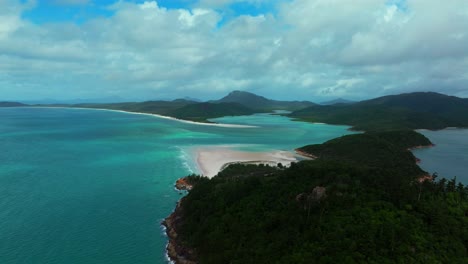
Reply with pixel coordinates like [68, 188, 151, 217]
[413, 129, 468, 184]
[0, 107, 353, 264]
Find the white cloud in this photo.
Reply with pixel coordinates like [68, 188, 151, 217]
[1, 0, 468, 101]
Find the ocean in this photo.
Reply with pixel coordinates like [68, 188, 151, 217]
[413, 129, 468, 184]
[0, 107, 354, 264]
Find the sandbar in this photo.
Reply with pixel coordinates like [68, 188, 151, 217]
[195, 146, 298, 178]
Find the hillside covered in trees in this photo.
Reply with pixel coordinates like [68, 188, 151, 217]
[164, 131, 468, 264]
[213, 90, 316, 111]
[5, 91, 468, 129]
[290, 92, 468, 131]
[0, 102, 27, 107]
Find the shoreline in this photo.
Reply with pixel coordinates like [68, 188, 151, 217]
[23, 106, 258, 128]
[162, 198, 198, 264]
[294, 149, 318, 159]
[194, 146, 298, 178]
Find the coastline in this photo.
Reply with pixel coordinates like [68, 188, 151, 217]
[194, 146, 298, 178]
[294, 149, 318, 159]
[24, 106, 258, 128]
[162, 198, 198, 264]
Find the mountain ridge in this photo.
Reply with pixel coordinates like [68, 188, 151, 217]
[290, 91, 468, 131]
[213, 90, 316, 111]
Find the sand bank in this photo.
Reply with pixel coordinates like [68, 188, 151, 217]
[29, 106, 257, 128]
[195, 146, 298, 178]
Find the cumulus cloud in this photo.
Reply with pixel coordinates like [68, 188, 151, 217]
[1, 0, 468, 101]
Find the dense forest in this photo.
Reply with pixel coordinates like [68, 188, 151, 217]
[213, 90, 316, 111]
[169, 102, 255, 122]
[5, 91, 468, 130]
[290, 92, 468, 131]
[166, 131, 468, 263]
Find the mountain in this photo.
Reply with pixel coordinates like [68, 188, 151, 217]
[0, 102, 28, 107]
[182, 96, 202, 102]
[214, 90, 316, 111]
[320, 98, 356, 105]
[168, 102, 255, 122]
[290, 92, 468, 131]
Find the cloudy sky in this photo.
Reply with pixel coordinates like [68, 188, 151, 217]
[1, 0, 468, 102]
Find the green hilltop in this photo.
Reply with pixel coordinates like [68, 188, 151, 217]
[213, 90, 316, 111]
[290, 92, 468, 131]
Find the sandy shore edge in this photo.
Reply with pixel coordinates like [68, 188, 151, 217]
[27, 106, 258, 128]
[194, 146, 300, 178]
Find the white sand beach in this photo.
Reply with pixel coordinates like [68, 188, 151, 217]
[31, 107, 257, 128]
[195, 146, 299, 178]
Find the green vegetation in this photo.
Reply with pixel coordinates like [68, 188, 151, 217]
[75, 99, 196, 116]
[297, 131, 431, 176]
[0, 102, 27, 107]
[290, 92, 468, 131]
[215, 90, 316, 111]
[171, 131, 468, 263]
[76, 101, 255, 122]
[169, 102, 255, 122]
[71, 90, 315, 122]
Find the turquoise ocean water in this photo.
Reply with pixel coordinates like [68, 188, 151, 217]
[413, 129, 468, 184]
[0, 107, 354, 264]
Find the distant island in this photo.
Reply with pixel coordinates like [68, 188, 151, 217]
[290, 92, 468, 131]
[3, 91, 468, 130]
[0, 102, 27, 107]
[320, 98, 356, 105]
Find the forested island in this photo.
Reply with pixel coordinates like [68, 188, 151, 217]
[290, 92, 468, 131]
[4, 91, 468, 130]
[164, 131, 468, 263]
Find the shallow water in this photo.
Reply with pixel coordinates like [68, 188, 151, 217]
[0, 107, 354, 264]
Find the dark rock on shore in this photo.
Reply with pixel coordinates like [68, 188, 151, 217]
[162, 198, 198, 264]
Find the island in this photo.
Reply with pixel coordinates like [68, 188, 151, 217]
[164, 130, 468, 263]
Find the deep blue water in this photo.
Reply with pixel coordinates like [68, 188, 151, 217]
[0, 107, 354, 264]
[413, 129, 468, 184]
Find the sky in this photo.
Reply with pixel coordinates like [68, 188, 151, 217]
[1, 0, 468, 102]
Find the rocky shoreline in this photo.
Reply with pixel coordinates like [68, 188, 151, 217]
[162, 197, 198, 264]
[295, 149, 318, 159]
[162, 178, 198, 264]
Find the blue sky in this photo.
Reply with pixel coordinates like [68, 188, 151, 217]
[1, 0, 468, 102]
[22, 0, 280, 25]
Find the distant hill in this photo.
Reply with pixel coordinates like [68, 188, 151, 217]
[74, 100, 255, 122]
[168, 102, 255, 122]
[214, 90, 316, 111]
[320, 98, 356, 105]
[75, 99, 197, 116]
[0, 102, 28, 107]
[290, 92, 468, 131]
[182, 96, 201, 102]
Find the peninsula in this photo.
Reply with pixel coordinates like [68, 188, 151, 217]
[164, 130, 468, 263]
